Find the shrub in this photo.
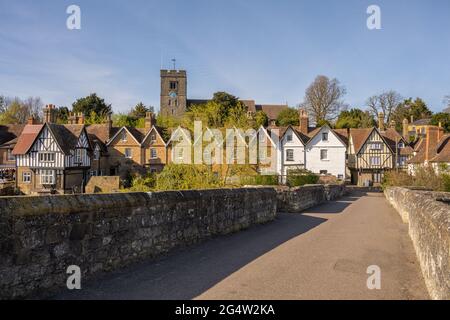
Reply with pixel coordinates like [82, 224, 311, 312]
[128, 173, 157, 192]
[383, 166, 450, 192]
[241, 175, 279, 186]
[155, 164, 222, 191]
[286, 169, 319, 187]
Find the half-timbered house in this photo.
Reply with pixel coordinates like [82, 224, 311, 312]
[12, 122, 92, 194]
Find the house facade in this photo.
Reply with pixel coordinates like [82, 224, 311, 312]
[305, 126, 347, 180]
[13, 121, 92, 195]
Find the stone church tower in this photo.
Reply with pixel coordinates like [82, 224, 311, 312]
[160, 69, 187, 117]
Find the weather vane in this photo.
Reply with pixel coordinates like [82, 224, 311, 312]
[171, 58, 176, 70]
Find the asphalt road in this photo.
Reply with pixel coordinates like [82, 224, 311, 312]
[54, 192, 429, 300]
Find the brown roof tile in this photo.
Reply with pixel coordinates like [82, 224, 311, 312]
[12, 124, 44, 155]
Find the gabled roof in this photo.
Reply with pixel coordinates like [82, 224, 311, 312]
[107, 126, 143, 146]
[347, 128, 374, 154]
[429, 134, 450, 163]
[141, 125, 168, 145]
[305, 125, 347, 147]
[13, 123, 91, 155]
[166, 126, 193, 146]
[381, 128, 413, 156]
[12, 124, 44, 155]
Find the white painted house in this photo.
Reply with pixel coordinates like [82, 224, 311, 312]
[279, 125, 307, 177]
[304, 125, 347, 180]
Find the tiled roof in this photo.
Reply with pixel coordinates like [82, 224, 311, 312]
[12, 124, 44, 155]
[13, 123, 89, 155]
[254, 104, 288, 120]
[411, 118, 431, 126]
[430, 134, 450, 163]
[85, 124, 111, 143]
[333, 129, 349, 146]
[348, 128, 374, 153]
[0, 124, 26, 146]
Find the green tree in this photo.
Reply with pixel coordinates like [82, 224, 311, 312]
[430, 112, 450, 132]
[129, 102, 153, 119]
[276, 107, 299, 126]
[254, 111, 268, 127]
[335, 109, 376, 129]
[112, 113, 137, 127]
[394, 98, 433, 123]
[0, 99, 29, 124]
[72, 93, 112, 117]
[55, 106, 70, 124]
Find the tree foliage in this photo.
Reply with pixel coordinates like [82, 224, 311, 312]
[430, 112, 450, 132]
[254, 111, 268, 127]
[335, 108, 376, 129]
[72, 93, 111, 118]
[394, 98, 432, 124]
[276, 107, 299, 126]
[301, 75, 347, 124]
[0, 96, 43, 124]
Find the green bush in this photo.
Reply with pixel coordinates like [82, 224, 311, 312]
[128, 173, 157, 192]
[383, 166, 450, 192]
[241, 175, 279, 186]
[286, 169, 319, 187]
[155, 164, 222, 191]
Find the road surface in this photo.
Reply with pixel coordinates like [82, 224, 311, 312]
[55, 192, 429, 300]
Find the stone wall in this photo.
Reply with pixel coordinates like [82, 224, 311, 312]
[384, 187, 450, 300]
[276, 184, 347, 213]
[0, 188, 277, 299]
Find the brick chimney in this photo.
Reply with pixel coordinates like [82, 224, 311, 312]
[402, 118, 409, 139]
[27, 116, 38, 125]
[105, 113, 112, 139]
[378, 112, 385, 131]
[438, 122, 444, 141]
[77, 112, 85, 125]
[425, 126, 439, 163]
[389, 119, 396, 129]
[43, 104, 56, 123]
[145, 112, 154, 132]
[298, 109, 309, 135]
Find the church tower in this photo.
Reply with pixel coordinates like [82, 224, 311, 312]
[160, 69, 187, 117]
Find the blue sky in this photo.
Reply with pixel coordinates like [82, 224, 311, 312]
[0, 0, 449, 113]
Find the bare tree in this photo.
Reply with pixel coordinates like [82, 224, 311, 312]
[366, 90, 402, 124]
[0, 96, 44, 124]
[301, 75, 347, 124]
[443, 96, 450, 113]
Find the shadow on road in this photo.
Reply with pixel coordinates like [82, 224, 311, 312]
[54, 195, 362, 300]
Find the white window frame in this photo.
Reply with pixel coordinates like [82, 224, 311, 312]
[286, 134, 293, 142]
[150, 148, 157, 159]
[150, 134, 157, 143]
[177, 148, 184, 159]
[370, 142, 382, 150]
[286, 149, 294, 162]
[121, 131, 127, 142]
[322, 132, 329, 141]
[320, 149, 328, 161]
[40, 169, 55, 185]
[22, 172, 31, 183]
[75, 148, 85, 164]
[39, 152, 55, 163]
[124, 148, 132, 159]
[370, 156, 381, 166]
